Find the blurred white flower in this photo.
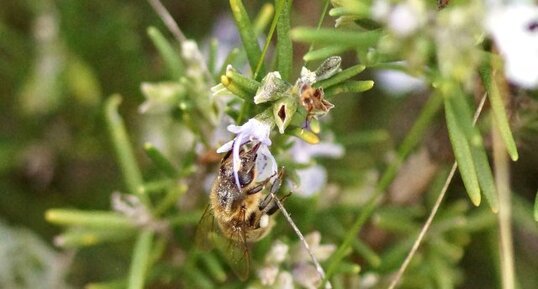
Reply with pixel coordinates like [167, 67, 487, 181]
[486, 4, 538, 88]
[292, 264, 320, 289]
[275, 271, 295, 289]
[265, 240, 289, 264]
[375, 69, 426, 96]
[290, 139, 344, 164]
[371, 0, 390, 20]
[373, 0, 425, 37]
[291, 231, 336, 264]
[181, 40, 206, 78]
[388, 4, 420, 37]
[216, 118, 277, 190]
[258, 265, 280, 286]
[258, 240, 289, 286]
[295, 166, 327, 197]
[289, 139, 344, 196]
[139, 82, 185, 114]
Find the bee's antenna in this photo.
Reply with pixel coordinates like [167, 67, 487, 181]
[269, 190, 332, 289]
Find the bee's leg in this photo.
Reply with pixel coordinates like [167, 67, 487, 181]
[260, 192, 291, 216]
[244, 166, 280, 195]
[259, 169, 288, 215]
[244, 175, 272, 195]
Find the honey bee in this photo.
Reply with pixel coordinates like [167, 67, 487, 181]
[300, 84, 334, 126]
[196, 141, 288, 280]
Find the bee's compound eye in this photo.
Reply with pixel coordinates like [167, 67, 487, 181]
[259, 214, 270, 228]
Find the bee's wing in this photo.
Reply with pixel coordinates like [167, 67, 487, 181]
[214, 229, 250, 281]
[195, 204, 216, 251]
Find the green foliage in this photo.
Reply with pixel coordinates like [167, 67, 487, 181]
[2, 0, 538, 289]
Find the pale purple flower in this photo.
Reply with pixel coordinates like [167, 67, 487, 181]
[258, 240, 289, 286]
[290, 139, 344, 164]
[486, 4, 538, 88]
[288, 139, 344, 196]
[291, 231, 336, 264]
[216, 118, 277, 190]
[292, 264, 321, 289]
[372, 0, 425, 38]
[375, 68, 426, 96]
[295, 166, 328, 197]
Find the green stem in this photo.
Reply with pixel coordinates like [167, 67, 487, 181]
[492, 111, 516, 289]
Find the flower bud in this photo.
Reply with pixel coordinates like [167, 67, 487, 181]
[315, 56, 342, 81]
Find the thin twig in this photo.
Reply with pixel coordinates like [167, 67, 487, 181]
[387, 93, 488, 289]
[146, 0, 213, 82]
[270, 191, 332, 289]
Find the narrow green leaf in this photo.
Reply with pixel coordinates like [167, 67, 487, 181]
[143, 142, 178, 178]
[276, 0, 293, 81]
[55, 228, 135, 248]
[303, 45, 351, 62]
[147, 27, 184, 79]
[471, 147, 499, 212]
[183, 266, 214, 289]
[534, 191, 538, 222]
[127, 231, 154, 289]
[449, 91, 498, 211]
[324, 80, 374, 97]
[154, 182, 188, 216]
[314, 64, 366, 89]
[323, 197, 379, 287]
[444, 97, 481, 206]
[291, 28, 382, 48]
[230, 0, 264, 76]
[253, 3, 274, 34]
[225, 67, 261, 95]
[200, 253, 227, 283]
[105, 95, 146, 203]
[86, 279, 125, 289]
[220, 75, 251, 100]
[480, 64, 519, 161]
[329, 3, 369, 18]
[46, 209, 135, 229]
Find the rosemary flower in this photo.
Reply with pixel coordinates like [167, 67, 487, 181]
[216, 118, 277, 190]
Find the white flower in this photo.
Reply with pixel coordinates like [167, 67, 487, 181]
[216, 118, 277, 190]
[486, 4, 538, 88]
[291, 231, 336, 264]
[292, 264, 320, 289]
